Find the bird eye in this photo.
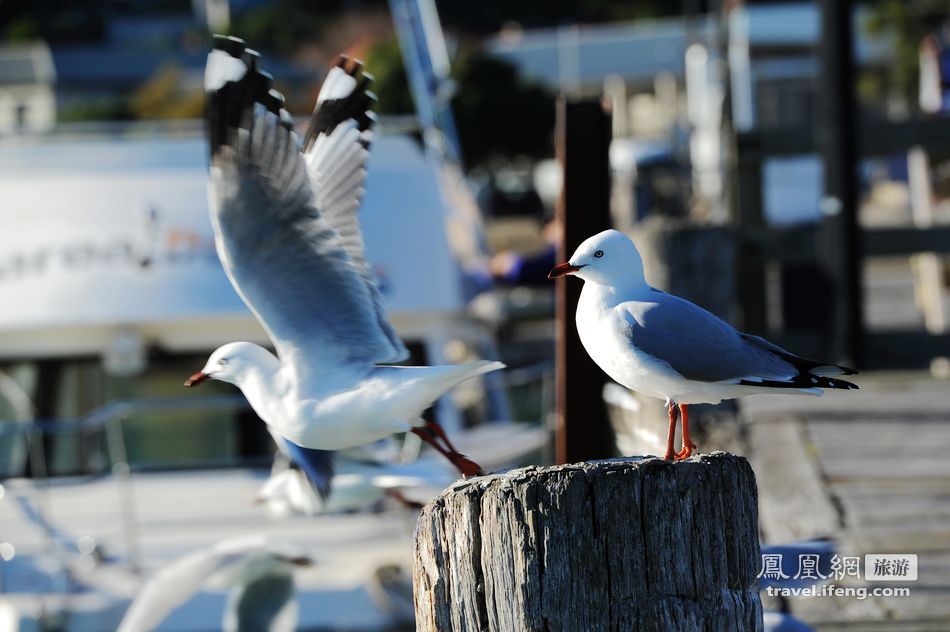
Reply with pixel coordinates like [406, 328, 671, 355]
[593, 250, 604, 258]
[218, 358, 229, 366]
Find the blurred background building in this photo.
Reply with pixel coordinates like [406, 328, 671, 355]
[1, 0, 949, 629]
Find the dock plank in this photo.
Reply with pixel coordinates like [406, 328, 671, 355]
[744, 374, 950, 630]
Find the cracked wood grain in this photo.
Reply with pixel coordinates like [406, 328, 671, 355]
[413, 452, 763, 632]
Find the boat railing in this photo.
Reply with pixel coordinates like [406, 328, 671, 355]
[0, 366, 553, 586]
[0, 395, 253, 580]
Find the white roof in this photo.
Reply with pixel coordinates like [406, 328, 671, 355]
[0, 133, 479, 357]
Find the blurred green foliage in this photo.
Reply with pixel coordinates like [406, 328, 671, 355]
[58, 65, 204, 123]
[436, 0, 676, 34]
[226, 2, 319, 56]
[865, 0, 949, 110]
[363, 37, 415, 115]
[129, 64, 204, 119]
[195, 0, 663, 169]
[0, 0, 105, 43]
[0, 0, 664, 162]
[57, 99, 130, 123]
[225, 0, 381, 55]
[3, 16, 41, 41]
[451, 49, 555, 168]
[366, 37, 554, 169]
[223, 0, 675, 54]
[222, 0, 673, 47]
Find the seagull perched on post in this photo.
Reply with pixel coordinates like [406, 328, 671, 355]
[184, 35, 502, 477]
[549, 229, 857, 461]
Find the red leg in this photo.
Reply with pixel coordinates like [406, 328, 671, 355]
[448, 453, 484, 478]
[411, 427, 484, 478]
[386, 489, 425, 510]
[423, 421, 483, 477]
[663, 400, 678, 460]
[674, 403, 697, 461]
[411, 427, 455, 461]
[424, 421, 460, 455]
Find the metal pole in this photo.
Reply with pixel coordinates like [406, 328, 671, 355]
[388, 0, 463, 164]
[105, 418, 142, 574]
[554, 98, 614, 463]
[818, 0, 863, 367]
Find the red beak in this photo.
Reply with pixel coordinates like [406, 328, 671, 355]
[547, 262, 582, 279]
[184, 371, 210, 387]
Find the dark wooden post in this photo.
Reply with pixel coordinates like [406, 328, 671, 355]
[554, 98, 614, 463]
[733, 137, 769, 334]
[413, 453, 763, 631]
[818, 0, 863, 367]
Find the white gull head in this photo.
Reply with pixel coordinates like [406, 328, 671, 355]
[548, 229, 646, 289]
[185, 341, 278, 388]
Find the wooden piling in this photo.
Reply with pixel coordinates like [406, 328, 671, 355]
[412, 453, 763, 632]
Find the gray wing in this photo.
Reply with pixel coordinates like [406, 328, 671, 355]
[205, 36, 406, 374]
[620, 292, 796, 383]
[302, 58, 407, 362]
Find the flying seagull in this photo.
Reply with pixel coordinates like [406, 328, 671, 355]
[185, 35, 502, 477]
[548, 229, 857, 461]
[117, 535, 311, 632]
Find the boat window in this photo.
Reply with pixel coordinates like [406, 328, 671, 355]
[2, 338, 439, 478]
[0, 363, 37, 478]
[107, 352, 271, 471]
[0, 353, 273, 478]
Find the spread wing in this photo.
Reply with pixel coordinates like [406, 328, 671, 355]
[204, 36, 407, 377]
[302, 57, 386, 326]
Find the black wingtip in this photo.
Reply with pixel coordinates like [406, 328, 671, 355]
[820, 376, 859, 390]
[262, 87, 284, 114]
[740, 332, 860, 378]
[738, 374, 859, 391]
[212, 34, 245, 56]
[302, 57, 377, 152]
[206, 37, 292, 159]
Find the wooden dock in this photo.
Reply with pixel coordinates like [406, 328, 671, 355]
[744, 372, 950, 630]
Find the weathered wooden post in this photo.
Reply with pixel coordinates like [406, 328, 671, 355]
[413, 453, 762, 631]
